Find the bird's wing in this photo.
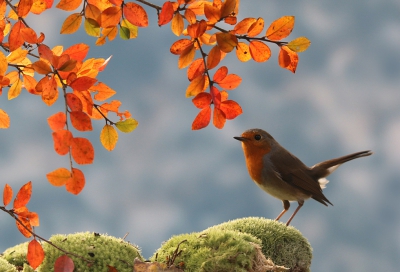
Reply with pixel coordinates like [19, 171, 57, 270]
[270, 148, 332, 205]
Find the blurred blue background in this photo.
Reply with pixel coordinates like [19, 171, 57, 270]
[1, 1, 399, 271]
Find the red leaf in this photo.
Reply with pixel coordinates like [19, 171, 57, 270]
[38, 44, 54, 63]
[158, 1, 174, 26]
[16, 216, 32, 237]
[52, 129, 73, 155]
[70, 111, 92, 131]
[66, 168, 85, 194]
[27, 239, 45, 269]
[70, 137, 94, 164]
[220, 100, 242, 119]
[66, 93, 83, 111]
[69, 76, 97, 91]
[54, 255, 75, 272]
[13, 181, 32, 209]
[192, 106, 211, 130]
[47, 112, 67, 131]
[9, 21, 26, 51]
[187, 58, 205, 81]
[278, 45, 298, 73]
[213, 66, 228, 82]
[123, 2, 148, 27]
[3, 184, 13, 206]
[192, 92, 211, 109]
[213, 107, 226, 129]
[63, 43, 89, 62]
[217, 74, 242, 90]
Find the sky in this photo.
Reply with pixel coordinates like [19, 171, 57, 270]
[1, 0, 400, 271]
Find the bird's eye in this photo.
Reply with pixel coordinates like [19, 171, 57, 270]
[254, 134, 262, 141]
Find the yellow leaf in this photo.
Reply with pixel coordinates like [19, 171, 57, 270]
[8, 78, 22, 100]
[0, 51, 7, 76]
[6, 48, 28, 64]
[235, 42, 251, 62]
[60, 13, 82, 34]
[100, 124, 118, 151]
[46, 168, 71, 186]
[56, 0, 82, 11]
[266, 15, 295, 41]
[84, 18, 100, 37]
[178, 45, 195, 69]
[120, 19, 138, 39]
[186, 75, 207, 97]
[287, 36, 311, 53]
[171, 13, 184, 36]
[115, 118, 138, 133]
[216, 32, 238, 53]
[0, 109, 10, 128]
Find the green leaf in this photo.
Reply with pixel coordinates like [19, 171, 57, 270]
[84, 18, 100, 37]
[287, 37, 311, 53]
[115, 118, 138, 133]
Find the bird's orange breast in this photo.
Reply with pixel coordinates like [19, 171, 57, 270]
[241, 142, 271, 185]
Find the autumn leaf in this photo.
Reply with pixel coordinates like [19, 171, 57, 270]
[9, 21, 25, 51]
[187, 20, 207, 39]
[17, 0, 34, 17]
[56, 0, 82, 11]
[70, 111, 93, 131]
[220, 100, 242, 119]
[249, 41, 271, 62]
[192, 106, 211, 130]
[52, 129, 73, 155]
[234, 17, 256, 34]
[186, 75, 207, 97]
[0, 51, 7, 76]
[71, 137, 94, 164]
[47, 112, 67, 131]
[247, 17, 264, 37]
[287, 36, 311, 52]
[278, 45, 298, 73]
[217, 74, 242, 90]
[69, 76, 97, 91]
[40, 75, 59, 106]
[170, 39, 193, 55]
[32, 60, 53, 74]
[27, 239, 45, 269]
[266, 15, 295, 41]
[8, 78, 22, 100]
[66, 93, 83, 111]
[120, 19, 138, 40]
[13, 181, 32, 209]
[213, 107, 226, 129]
[213, 66, 228, 82]
[171, 13, 184, 36]
[63, 43, 90, 62]
[187, 58, 205, 81]
[221, 0, 236, 18]
[60, 13, 82, 34]
[101, 6, 122, 28]
[235, 42, 251, 62]
[54, 255, 75, 272]
[37, 44, 54, 62]
[192, 92, 211, 109]
[204, 3, 221, 24]
[100, 124, 118, 151]
[123, 2, 148, 27]
[20, 27, 38, 44]
[207, 45, 221, 70]
[47, 167, 71, 186]
[216, 32, 238, 53]
[16, 216, 32, 238]
[178, 45, 195, 69]
[92, 82, 116, 101]
[66, 167, 85, 194]
[115, 118, 138, 133]
[3, 184, 13, 206]
[159, 1, 174, 26]
[0, 108, 10, 128]
[84, 18, 100, 37]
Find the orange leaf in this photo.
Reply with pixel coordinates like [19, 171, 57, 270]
[0, 51, 7, 76]
[217, 74, 242, 90]
[92, 82, 116, 101]
[32, 60, 53, 74]
[100, 124, 118, 151]
[70, 111, 92, 131]
[213, 66, 228, 82]
[204, 3, 221, 24]
[187, 58, 205, 81]
[70, 76, 97, 91]
[66, 167, 85, 194]
[13, 181, 32, 209]
[233, 17, 256, 34]
[235, 42, 251, 62]
[38, 44, 54, 62]
[54, 255, 75, 271]
[3, 184, 13, 206]
[9, 21, 25, 51]
[192, 92, 211, 109]
[18, 0, 33, 17]
[207, 45, 221, 70]
[63, 43, 89, 62]
[187, 1, 206, 15]
[249, 40, 271, 62]
[221, 0, 236, 18]
[16, 216, 32, 238]
[187, 20, 207, 39]
[123, 2, 148, 27]
[247, 17, 264, 37]
[184, 8, 196, 24]
[21, 27, 37, 44]
[23, 74, 39, 94]
[171, 13, 184, 36]
[8, 78, 22, 100]
[47, 167, 71, 186]
[170, 39, 193, 55]
[0, 109, 10, 128]
[27, 239, 45, 269]
[60, 13, 82, 34]
[101, 6, 122, 28]
[220, 100, 242, 119]
[47, 112, 67, 131]
[26, 211, 39, 226]
[158, 1, 174, 26]
[178, 45, 195, 69]
[213, 107, 226, 129]
[40, 75, 58, 106]
[192, 106, 211, 130]
[278, 45, 298, 73]
[56, 0, 82, 11]
[216, 32, 238, 53]
[266, 15, 295, 41]
[186, 75, 207, 97]
[52, 129, 73, 155]
[85, 3, 101, 23]
[71, 137, 94, 164]
[66, 93, 83, 111]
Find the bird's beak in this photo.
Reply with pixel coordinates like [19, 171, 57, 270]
[234, 136, 248, 142]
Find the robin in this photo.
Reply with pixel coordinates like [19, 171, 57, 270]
[234, 128, 372, 226]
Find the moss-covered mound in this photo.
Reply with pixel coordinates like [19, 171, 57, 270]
[2, 232, 143, 272]
[206, 217, 312, 271]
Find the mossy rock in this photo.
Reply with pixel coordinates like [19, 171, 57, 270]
[0, 256, 18, 272]
[206, 217, 312, 272]
[2, 232, 143, 272]
[152, 228, 279, 272]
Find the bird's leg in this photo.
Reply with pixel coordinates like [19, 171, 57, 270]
[285, 200, 304, 226]
[275, 200, 290, 221]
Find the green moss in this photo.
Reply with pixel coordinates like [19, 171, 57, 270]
[206, 217, 312, 272]
[152, 229, 265, 272]
[0, 256, 18, 272]
[3, 232, 143, 272]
